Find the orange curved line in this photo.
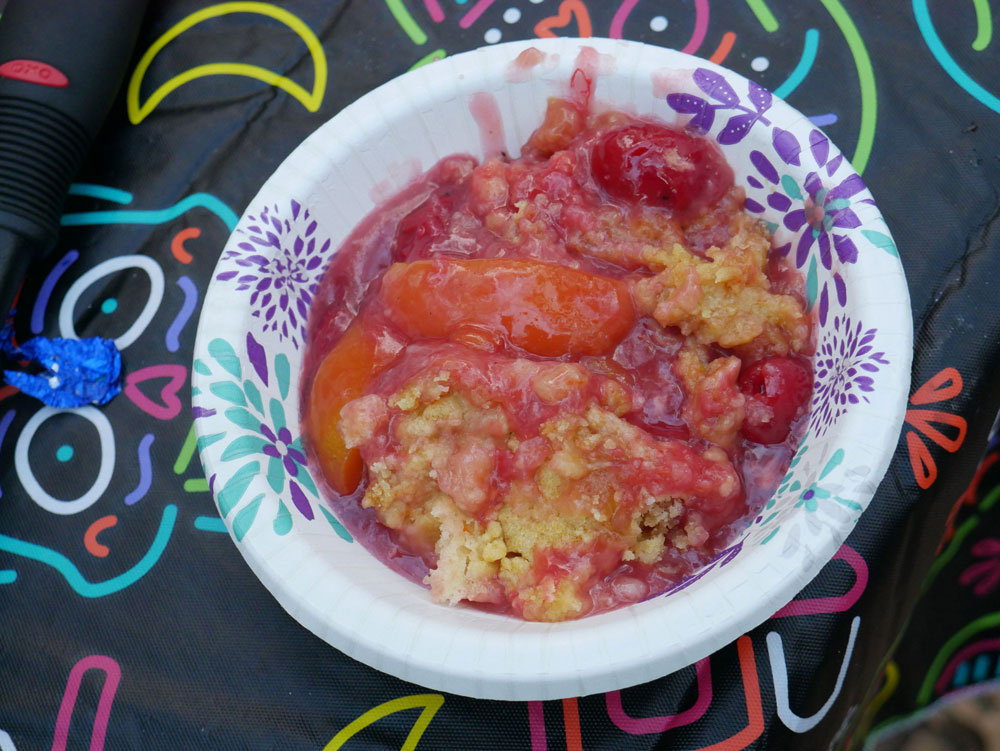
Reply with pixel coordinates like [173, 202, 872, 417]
[574, 0, 593, 37]
[697, 636, 764, 750]
[534, 0, 592, 38]
[171, 227, 201, 264]
[84, 515, 118, 558]
[709, 32, 738, 64]
[938, 453, 999, 552]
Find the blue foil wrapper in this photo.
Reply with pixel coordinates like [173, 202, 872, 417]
[1, 324, 122, 407]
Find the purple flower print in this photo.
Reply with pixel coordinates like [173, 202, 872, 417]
[199, 336, 354, 542]
[216, 200, 329, 349]
[794, 482, 830, 512]
[667, 68, 773, 144]
[261, 423, 307, 478]
[658, 540, 744, 598]
[811, 315, 889, 437]
[745, 129, 868, 325]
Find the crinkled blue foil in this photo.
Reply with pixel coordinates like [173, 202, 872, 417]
[1, 322, 122, 407]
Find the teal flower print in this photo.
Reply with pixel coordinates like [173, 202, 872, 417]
[194, 334, 352, 542]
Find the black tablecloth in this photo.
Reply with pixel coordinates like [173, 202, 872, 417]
[2, 1, 999, 748]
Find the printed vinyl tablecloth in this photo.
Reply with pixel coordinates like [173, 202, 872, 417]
[1, 1, 999, 748]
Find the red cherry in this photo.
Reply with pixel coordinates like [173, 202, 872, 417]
[393, 192, 454, 260]
[590, 124, 733, 215]
[739, 356, 812, 444]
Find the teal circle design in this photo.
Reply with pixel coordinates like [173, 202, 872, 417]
[56, 444, 74, 462]
[100, 297, 118, 314]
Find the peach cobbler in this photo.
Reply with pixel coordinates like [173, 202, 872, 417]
[303, 94, 812, 622]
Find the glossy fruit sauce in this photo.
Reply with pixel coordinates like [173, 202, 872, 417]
[301, 89, 813, 621]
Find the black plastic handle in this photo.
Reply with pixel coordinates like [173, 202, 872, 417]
[0, 0, 148, 316]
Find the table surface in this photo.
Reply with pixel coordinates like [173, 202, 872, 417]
[1, 1, 999, 749]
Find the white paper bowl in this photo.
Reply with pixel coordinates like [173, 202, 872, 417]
[192, 37, 911, 700]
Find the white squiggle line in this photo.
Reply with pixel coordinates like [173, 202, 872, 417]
[767, 616, 860, 733]
[15, 407, 115, 515]
[0, 729, 18, 751]
[58, 255, 165, 350]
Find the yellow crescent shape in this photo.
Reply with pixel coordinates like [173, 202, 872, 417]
[322, 694, 444, 751]
[127, 1, 328, 124]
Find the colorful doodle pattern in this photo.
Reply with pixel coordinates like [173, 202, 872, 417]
[0, 0, 996, 749]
